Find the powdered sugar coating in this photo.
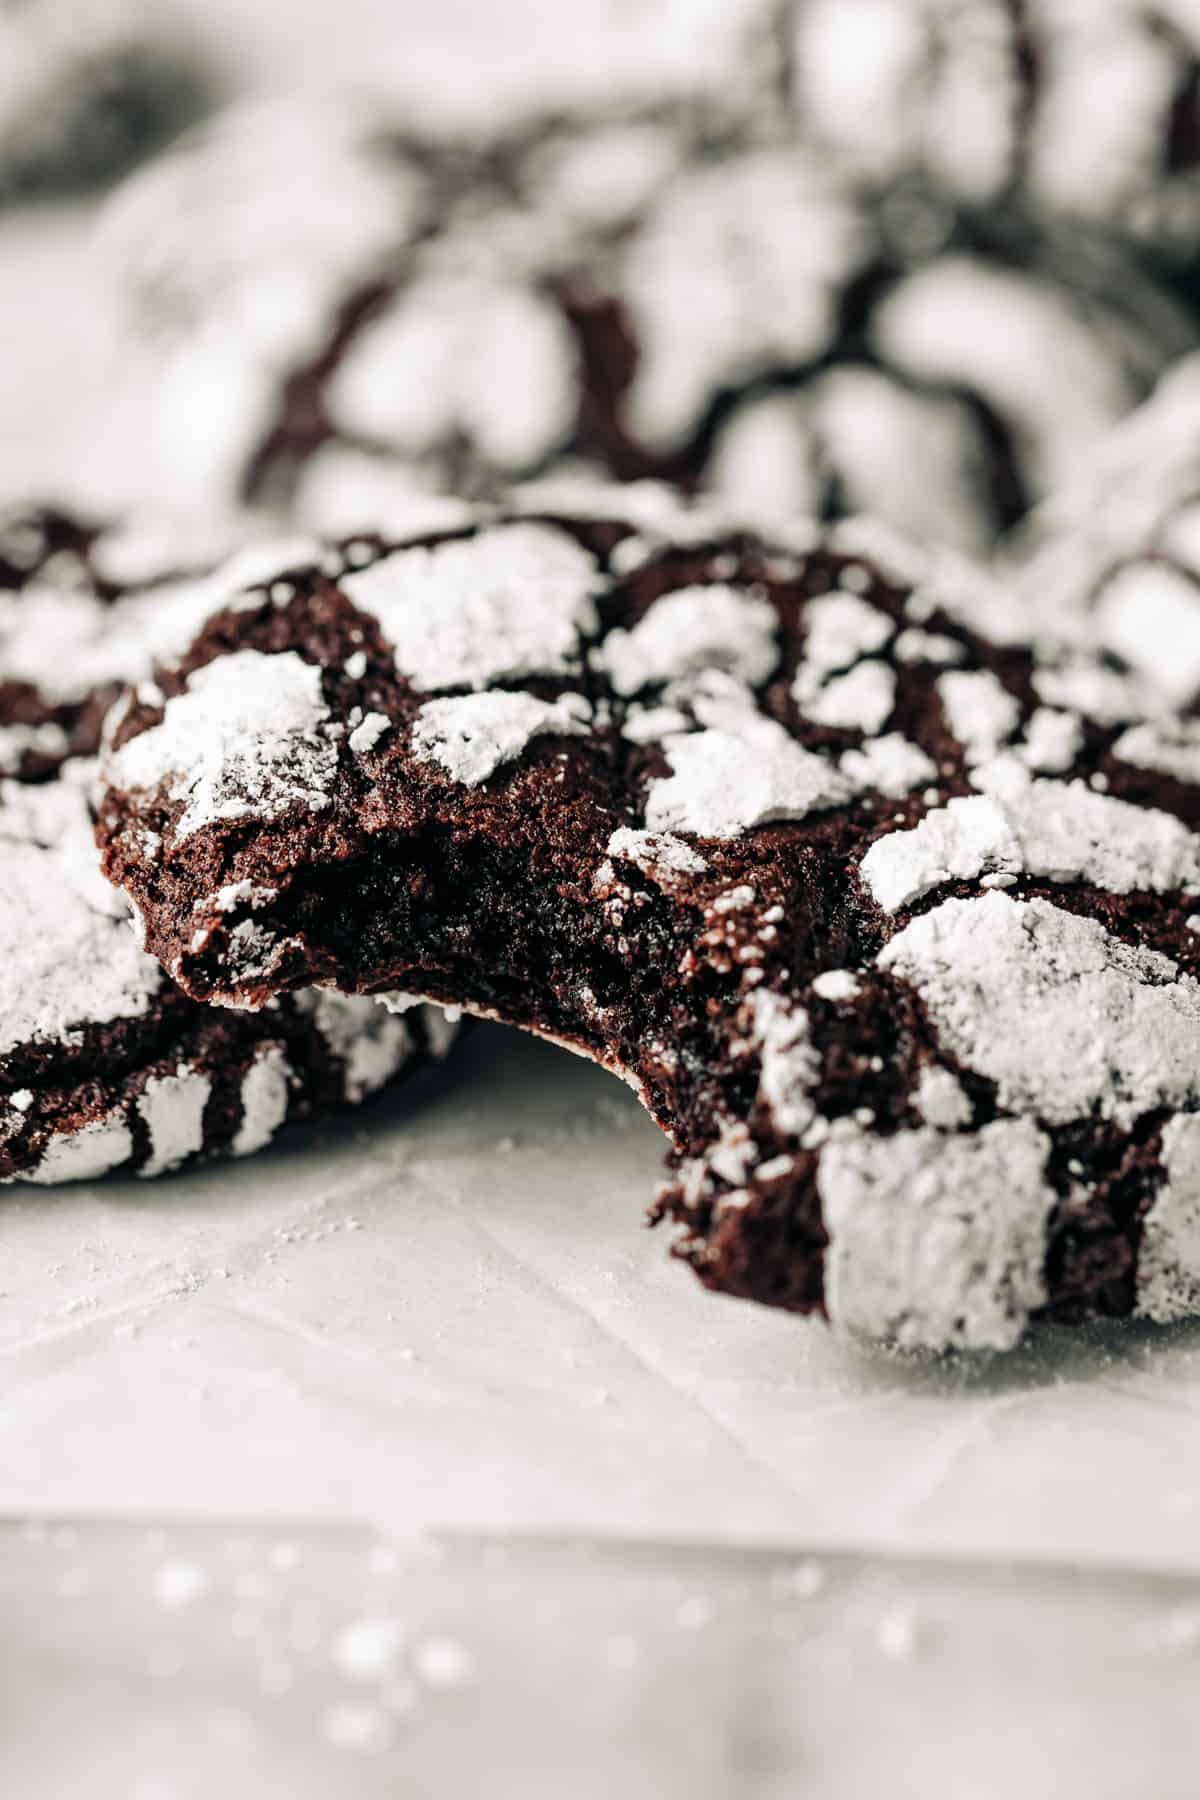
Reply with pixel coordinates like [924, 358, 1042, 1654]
[108, 650, 338, 837]
[137, 1067, 211, 1177]
[23, 1113, 134, 1187]
[646, 716, 854, 839]
[0, 520, 459, 1185]
[303, 992, 416, 1104]
[839, 733, 936, 799]
[99, 74, 1188, 553]
[606, 828, 708, 880]
[788, 0, 1016, 206]
[752, 990, 820, 1140]
[1113, 721, 1200, 787]
[1138, 1116, 1200, 1325]
[96, 501, 1200, 1345]
[1094, 566, 1200, 711]
[913, 1064, 973, 1131]
[598, 585, 779, 696]
[0, 778, 162, 1059]
[873, 255, 1147, 500]
[1013, 358, 1200, 709]
[881, 893, 1200, 1129]
[821, 1118, 1054, 1352]
[0, 721, 70, 774]
[801, 660, 896, 734]
[348, 713, 391, 756]
[412, 691, 592, 786]
[328, 276, 579, 474]
[0, 537, 321, 707]
[862, 779, 1200, 915]
[936, 669, 1020, 766]
[342, 524, 603, 693]
[617, 149, 870, 452]
[230, 1046, 291, 1158]
[795, 590, 894, 684]
[811, 970, 860, 1003]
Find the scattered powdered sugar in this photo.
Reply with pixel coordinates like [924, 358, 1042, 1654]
[136, 1066, 212, 1178]
[332, 1615, 406, 1682]
[109, 650, 338, 837]
[800, 660, 896, 734]
[820, 1116, 1055, 1351]
[795, 591, 894, 691]
[1113, 721, 1200, 788]
[1137, 1115, 1200, 1324]
[752, 989, 820, 1138]
[621, 700, 691, 745]
[210, 879, 278, 914]
[839, 732, 937, 798]
[880, 892, 1200, 1128]
[861, 777, 1200, 914]
[225, 919, 297, 987]
[936, 668, 1021, 765]
[231, 1046, 292, 1157]
[606, 827, 708, 880]
[645, 715, 854, 838]
[1016, 707, 1084, 775]
[598, 584, 779, 696]
[893, 627, 966, 667]
[913, 1064, 973, 1131]
[812, 969, 860, 1003]
[411, 691, 592, 786]
[413, 1637, 474, 1688]
[1093, 564, 1200, 710]
[348, 712, 391, 756]
[341, 524, 603, 692]
[1031, 659, 1148, 727]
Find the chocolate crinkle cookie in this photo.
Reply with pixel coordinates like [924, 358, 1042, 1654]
[0, 0, 213, 204]
[0, 510, 456, 1184]
[93, 489, 1200, 1350]
[1009, 353, 1200, 713]
[98, 97, 1191, 554]
[782, 0, 1200, 260]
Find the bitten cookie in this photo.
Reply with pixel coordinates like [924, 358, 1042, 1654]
[96, 492, 1200, 1348]
[99, 97, 1190, 552]
[0, 512, 456, 1184]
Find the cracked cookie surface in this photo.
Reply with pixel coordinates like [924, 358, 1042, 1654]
[0, 511, 455, 1184]
[94, 491, 1200, 1347]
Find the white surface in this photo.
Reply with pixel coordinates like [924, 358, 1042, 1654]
[6, 1023, 1200, 1572]
[6, 1524, 1200, 1800]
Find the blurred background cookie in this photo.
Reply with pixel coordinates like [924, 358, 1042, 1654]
[0, 0, 214, 204]
[782, 0, 1200, 271]
[1009, 353, 1200, 709]
[98, 96, 1194, 551]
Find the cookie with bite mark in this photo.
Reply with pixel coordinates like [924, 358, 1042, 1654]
[94, 490, 1200, 1347]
